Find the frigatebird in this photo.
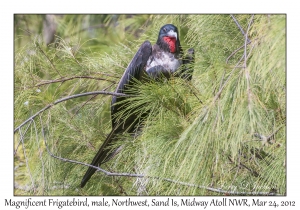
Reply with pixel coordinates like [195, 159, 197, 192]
[81, 24, 194, 188]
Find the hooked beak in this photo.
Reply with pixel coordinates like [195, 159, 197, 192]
[166, 30, 177, 40]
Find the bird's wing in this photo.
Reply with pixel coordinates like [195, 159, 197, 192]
[80, 41, 152, 188]
[111, 41, 152, 128]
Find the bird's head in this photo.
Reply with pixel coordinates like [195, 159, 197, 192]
[157, 24, 181, 53]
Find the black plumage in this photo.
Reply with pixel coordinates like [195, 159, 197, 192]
[80, 24, 194, 188]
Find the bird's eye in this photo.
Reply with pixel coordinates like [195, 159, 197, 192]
[163, 28, 167, 32]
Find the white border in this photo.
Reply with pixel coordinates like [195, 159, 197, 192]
[2, 1, 299, 209]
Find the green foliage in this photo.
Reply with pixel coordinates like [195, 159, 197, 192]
[14, 14, 285, 195]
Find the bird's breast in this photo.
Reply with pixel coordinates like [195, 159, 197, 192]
[145, 51, 182, 73]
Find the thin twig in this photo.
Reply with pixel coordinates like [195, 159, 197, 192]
[90, 71, 120, 79]
[228, 154, 259, 179]
[230, 152, 241, 187]
[214, 16, 256, 102]
[14, 91, 133, 133]
[226, 15, 256, 64]
[14, 120, 33, 155]
[19, 128, 35, 193]
[244, 15, 255, 69]
[230, 14, 251, 43]
[40, 128, 281, 195]
[253, 125, 284, 145]
[226, 39, 258, 64]
[214, 54, 245, 102]
[185, 81, 202, 103]
[107, 165, 129, 196]
[35, 75, 116, 87]
[239, 162, 259, 177]
[35, 42, 63, 77]
[268, 125, 284, 140]
[72, 83, 115, 118]
[226, 44, 246, 64]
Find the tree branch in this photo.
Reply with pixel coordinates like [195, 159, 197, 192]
[244, 15, 255, 108]
[35, 42, 63, 77]
[213, 55, 245, 102]
[226, 39, 255, 64]
[14, 119, 33, 155]
[230, 14, 251, 43]
[253, 125, 284, 145]
[214, 14, 256, 102]
[16, 102, 282, 196]
[39, 126, 281, 195]
[72, 83, 115, 118]
[14, 91, 133, 133]
[226, 15, 256, 64]
[35, 75, 115, 87]
[244, 15, 254, 69]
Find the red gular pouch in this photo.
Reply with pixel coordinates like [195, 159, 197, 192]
[163, 36, 176, 53]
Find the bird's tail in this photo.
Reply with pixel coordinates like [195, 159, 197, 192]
[80, 126, 119, 188]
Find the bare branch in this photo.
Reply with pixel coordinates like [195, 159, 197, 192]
[253, 125, 284, 145]
[268, 125, 284, 140]
[39, 127, 281, 195]
[244, 15, 254, 69]
[226, 15, 256, 64]
[15, 112, 281, 195]
[230, 14, 251, 43]
[90, 71, 120, 79]
[226, 39, 256, 64]
[214, 55, 245, 102]
[72, 83, 115, 118]
[14, 119, 33, 155]
[14, 91, 133, 133]
[215, 15, 255, 102]
[35, 75, 116, 87]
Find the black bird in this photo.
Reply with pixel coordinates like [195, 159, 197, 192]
[81, 24, 194, 188]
